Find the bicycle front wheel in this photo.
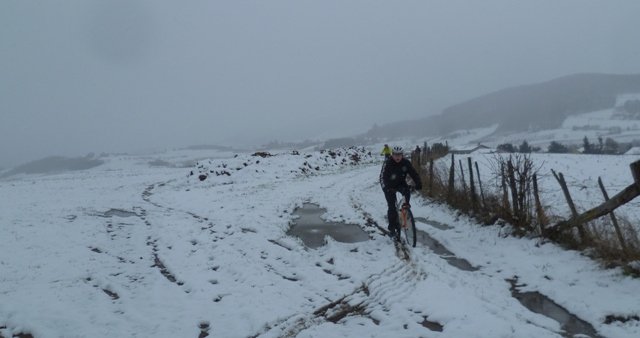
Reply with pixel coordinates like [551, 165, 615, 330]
[402, 208, 417, 247]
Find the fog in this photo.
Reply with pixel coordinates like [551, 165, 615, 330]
[2, 0, 639, 168]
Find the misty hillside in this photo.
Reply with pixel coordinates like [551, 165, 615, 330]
[365, 73, 640, 139]
[0, 156, 104, 178]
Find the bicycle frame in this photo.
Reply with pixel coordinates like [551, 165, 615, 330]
[395, 191, 417, 247]
[396, 193, 410, 230]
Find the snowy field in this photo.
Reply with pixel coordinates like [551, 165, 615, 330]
[430, 151, 640, 231]
[1, 147, 640, 338]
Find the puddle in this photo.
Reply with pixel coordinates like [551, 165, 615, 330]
[508, 278, 604, 338]
[421, 316, 444, 332]
[103, 209, 137, 218]
[288, 204, 369, 249]
[416, 230, 478, 271]
[415, 217, 453, 230]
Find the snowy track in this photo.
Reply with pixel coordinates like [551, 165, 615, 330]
[1, 149, 639, 337]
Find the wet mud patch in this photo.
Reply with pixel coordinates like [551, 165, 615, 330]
[315, 261, 350, 280]
[102, 288, 120, 300]
[88, 246, 136, 264]
[508, 277, 604, 338]
[415, 230, 478, 271]
[102, 208, 138, 218]
[268, 239, 293, 251]
[0, 327, 34, 338]
[420, 316, 444, 332]
[288, 204, 369, 249]
[83, 277, 121, 301]
[152, 252, 183, 285]
[198, 321, 211, 338]
[312, 284, 370, 323]
[414, 217, 453, 230]
[604, 314, 640, 324]
[146, 238, 185, 287]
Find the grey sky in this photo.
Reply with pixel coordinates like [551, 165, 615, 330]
[1, 0, 639, 167]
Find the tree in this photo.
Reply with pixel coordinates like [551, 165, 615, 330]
[497, 143, 516, 153]
[597, 136, 604, 154]
[603, 137, 619, 154]
[548, 141, 569, 153]
[431, 142, 449, 157]
[518, 141, 532, 153]
[582, 136, 593, 154]
[623, 99, 640, 114]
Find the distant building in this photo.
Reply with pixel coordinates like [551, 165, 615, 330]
[625, 146, 640, 155]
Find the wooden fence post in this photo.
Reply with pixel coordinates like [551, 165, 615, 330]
[532, 174, 547, 236]
[631, 160, 640, 185]
[468, 157, 477, 212]
[598, 177, 629, 255]
[507, 159, 520, 219]
[458, 159, 468, 193]
[551, 169, 588, 242]
[448, 153, 455, 201]
[501, 163, 510, 212]
[428, 159, 434, 197]
[518, 160, 530, 224]
[475, 161, 486, 208]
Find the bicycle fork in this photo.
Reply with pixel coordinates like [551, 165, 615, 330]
[399, 205, 408, 229]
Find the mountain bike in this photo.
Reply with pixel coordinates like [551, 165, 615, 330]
[395, 191, 417, 248]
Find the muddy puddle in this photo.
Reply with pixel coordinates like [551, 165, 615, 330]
[508, 278, 604, 338]
[414, 216, 477, 271]
[415, 217, 453, 230]
[417, 218, 602, 337]
[415, 229, 478, 271]
[288, 204, 369, 249]
[102, 209, 137, 218]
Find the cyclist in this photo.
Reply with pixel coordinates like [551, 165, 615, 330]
[379, 146, 422, 240]
[380, 144, 392, 159]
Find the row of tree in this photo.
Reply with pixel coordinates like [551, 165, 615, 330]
[497, 136, 636, 155]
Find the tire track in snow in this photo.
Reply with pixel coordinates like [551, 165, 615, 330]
[249, 164, 429, 337]
[251, 263, 426, 338]
[140, 181, 193, 289]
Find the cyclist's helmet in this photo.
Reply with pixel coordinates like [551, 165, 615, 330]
[392, 146, 403, 155]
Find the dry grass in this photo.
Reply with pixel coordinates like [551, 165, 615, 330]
[586, 218, 640, 272]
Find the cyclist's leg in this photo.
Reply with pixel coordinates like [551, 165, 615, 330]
[398, 184, 411, 207]
[383, 189, 399, 234]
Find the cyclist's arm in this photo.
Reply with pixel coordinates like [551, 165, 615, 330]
[406, 160, 422, 189]
[380, 161, 393, 191]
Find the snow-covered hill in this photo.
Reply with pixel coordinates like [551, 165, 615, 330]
[413, 94, 640, 153]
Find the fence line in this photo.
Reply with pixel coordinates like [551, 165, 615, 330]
[414, 149, 640, 257]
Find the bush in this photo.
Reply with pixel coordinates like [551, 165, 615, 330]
[548, 141, 569, 153]
[603, 137, 620, 154]
[518, 141, 532, 153]
[497, 143, 515, 153]
[430, 142, 449, 157]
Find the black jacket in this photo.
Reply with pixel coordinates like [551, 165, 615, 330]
[379, 157, 422, 191]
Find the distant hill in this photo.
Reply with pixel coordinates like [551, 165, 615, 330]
[363, 73, 640, 139]
[0, 156, 104, 178]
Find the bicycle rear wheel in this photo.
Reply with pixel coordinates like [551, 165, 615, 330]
[402, 208, 417, 247]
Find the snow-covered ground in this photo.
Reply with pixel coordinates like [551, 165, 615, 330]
[1, 146, 640, 338]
